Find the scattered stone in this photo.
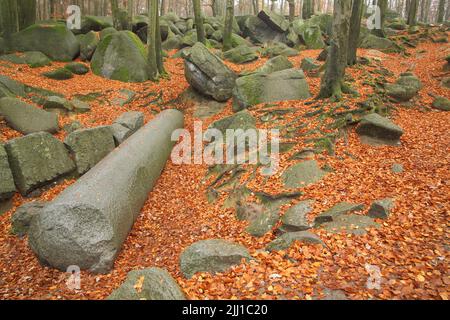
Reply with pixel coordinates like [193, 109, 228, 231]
[233, 68, 311, 111]
[12, 23, 80, 61]
[43, 96, 74, 113]
[114, 111, 144, 132]
[356, 113, 404, 146]
[385, 72, 422, 102]
[112, 89, 136, 107]
[301, 57, 320, 72]
[91, 31, 150, 82]
[431, 96, 450, 111]
[266, 231, 325, 251]
[184, 42, 237, 102]
[280, 200, 314, 232]
[251, 55, 293, 75]
[64, 126, 115, 175]
[282, 160, 326, 189]
[262, 42, 299, 58]
[314, 202, 365, 225]
[392, 163, 404, 173]
[10, 201, 46, 237]
[42, 68, 74, 80]
[320, 214, 380, 235]
[246, 207, 280, 237]
[5, 132, 75, 195]
[360, 34, 402, 53]
[243, 15, 286, 44]
[180, 239, 251, 279]
[302, 25, 326, 49]
[0, 75, 27, 98]
[257, 9, 289, 33]
[0, 144, 16, 201]
[0, 97, 59, 134]
[209, 110, 256, 134]
[223, 45, 258, 64]
[63, 120, 83, 133]
[178, 88, 226, 119]
[368, 198, 394, 219]
[110, 123, 132, 145]
[71, 99, 91, 113]
[65, 62, 90, 75]
[108, 268, 186, 300]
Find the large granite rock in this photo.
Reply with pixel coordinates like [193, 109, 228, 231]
[233, 68, 311, 111]
[0, 97, 59, 134]
[180, 239, 251, 278]
[79, 31, 99, 61]
[314, 202, 365, 225]
[360, 34, 402, 53]
[385, 72, 422, 102]
[111, 111, 144, 145]
[184, 43, 237, 102]
[251, 55, 293, 75]
[320, 214, 380, 235]
[0, 75, 27, 98]
[281, 160, 326, 189]
[108, 268, 186, 300]
[11, 201, 46, 237]
[266, 231, 325, 251]
[91, 31, 149, 82]
[368, 198, 394, 219]
[356, 113, 404, 146]
[0, 144, 16, 201]
[257, 10, 289, 33]
[22, 51, 52, 68]
[223, 45, 258, 64]
[5, 132, 75, 195]
[64, 126, 115, 175]
[242, 15, 286, 44]
[209, 110, 256, 134]
[281, 200, 314, 232]
[12, 23, 80, 61]
[246, 207, 280, 237]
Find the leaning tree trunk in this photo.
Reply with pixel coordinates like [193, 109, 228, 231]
[302, 0, 313, 19]
[317, 0, 352, 100]
[437, 0, 446, 23]
[147, 0, 159, 81]
[287, 0, 295, 22]
[193, 0, 206, 44]
[347, 0, 363, 66]
[223, 0, 234, 51]
[407, 0, 419, 25]
[372, 0, 387, 37]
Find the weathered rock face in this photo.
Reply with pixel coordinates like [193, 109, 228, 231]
[385, 72, 422, 102]
[5, 132, 75, 195]
[65, 62, 90, 75]
[100, 27, 118, 40]
[251, 55, 293, 75]
[320, 214, 380, 235]
[223, 45, 258, 64]
[184, 43, 237, 102]
[42, 68, 74, 80]
[11, 201, 47, 237]
[282, 160, 326, 189]
[180, 239, 251, 278]
[432, 96, 450, 111]
[0, 97, 59, 134]
[261, 42, 299, 58]
[243, 15, 286, 44]
[12, 23, 80, 61]
[360, 34, 402, 53]
[368, 198, 394, 219]
[209, 110, 256, 134]
[79, 31, 99, 61]
[0, 144, 16, 201]
[281, 200, 314, 232]
[22, 51, 51, 68]
[356, 113, 404, 146]
[108, 268, 186, 300]
[64, 126, 115, 175]
[302, 25, 325, 49]
[301, 57, 320, 72]
[91, 31, 149, 82]
[246, 207, 280, 237]
[266, 231, 324, 251]
[111, 111, 144, 145]
[28, 110, 184, 273]
[257, 10, 289, 33]
[233, 68, 311, 111]
[0, 75, 27, 98]
[314, 202, 365, 225]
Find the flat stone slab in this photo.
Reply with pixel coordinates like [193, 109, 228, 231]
[356, 113, 403, 146]
[314, 202, 365, 225]
[320, 214, 380, 235]
[266, 231, 325, 251]
[368, 198, 394, 219]
[5, 132, 75, 195]
[282, 160, 327, 188]
[64, 126, 115, 175]
[0, 97, 59, 134]
[281, 200, 314, 232]
[11, 201, 46, 237]
[108, 268, 186, 300]
[180, 239, 251, 278]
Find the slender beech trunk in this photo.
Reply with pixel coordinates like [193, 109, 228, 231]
[193, 0, 206, 44]
[372, 0, 387, 37]
[407, 0, 418, 25]
[223, 0, 234, 51]
[148, 0, 159, 81]
[437, 0, 446, 23]
[347, 0, 363, 66]
[287, 0, 295, 22]
[317, 0, 352, 100]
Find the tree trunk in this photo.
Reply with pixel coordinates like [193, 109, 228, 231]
[407, 0, 418, 25]
[193, 0, 206, 44]
[317, 0, 352, 100]
[223, 0, 234, 51]
[111, 0, 120, 29]
[302, 0, 313, 19]
[347, 0, 363, 66]
[437, 0, 446, 23]
[161, 0, 166, 16]
[372, 0, 387, 37]
[0, 0, 19, 44]
[148, 0, 159, 81]
[128, 0, 134, 31]
[287, 0, 295, 22]
[17, 0, 36, 31]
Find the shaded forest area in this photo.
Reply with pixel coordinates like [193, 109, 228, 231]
[0, 0, 449, 301]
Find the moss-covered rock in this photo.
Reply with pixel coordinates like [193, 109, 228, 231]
[360, 33, 403, 53]
[99, 27, 118, 40]
[22, 51, 51, 68]
[432, 96, 450, 111]
[79, 31, 99, 61]
[223, 45, 258, 64]
[12, 23, 80, 61]
[261, 42, 299, 58]
[356, 113, 404, 146]
[301, 57, 320, 72]
[251, 55, 293, 75]
[282, 160, 327, 189]
[91, 31, 149, 82]
[42, 68, 74, 80]
[385, 72, 422, 102]
[65, 62, 89, 75]
[74, 15, 113, 34]
[302, 25, 325, 49]
[0, 144, 16, 202]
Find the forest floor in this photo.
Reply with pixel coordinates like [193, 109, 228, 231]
[0, 32, 449, 300]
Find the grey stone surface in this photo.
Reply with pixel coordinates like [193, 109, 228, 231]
[282, 160, 326, 188]
[251, 55, 293, 75]
[43, 96, 74, 113]
[110, 123, 132, 146]
[266, 231, 325, 251]
[28, 110, 184, 273]
[5, 132, 75, 195]
[368, 198, 394, 219]
[0, 97, 59, 134]
[385, 72, 422, 102]
[64, 126, 115, 175]
[432, 96, 450, 111]
[11, 201, 46, 237]
[392, 163, 404, 173]
[320, 214, 380, 235]
[356, 113, 403, 146]
[180, 239, 251, 278]
[108, 268, 186, 300]
[114, 111, 144, 133]
[281, 200, 314, 232]
[0, 144, 16, 201]
[314, 202, 365, 225]
[184, 43, 237, 102]
[246, 208, 280, 237]
[71, 99, 91, 113]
